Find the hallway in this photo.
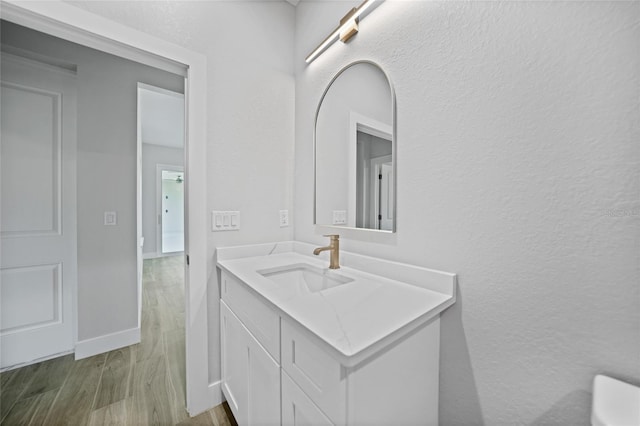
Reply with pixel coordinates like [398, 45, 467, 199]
[0, 256, 235, 425]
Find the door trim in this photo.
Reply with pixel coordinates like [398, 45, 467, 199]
[1, 1, 211, 416]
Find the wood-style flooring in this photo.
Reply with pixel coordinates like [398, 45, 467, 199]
[0, 255, 237, 426]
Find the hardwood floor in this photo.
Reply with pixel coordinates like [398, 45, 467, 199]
[0, 255, 237, 426]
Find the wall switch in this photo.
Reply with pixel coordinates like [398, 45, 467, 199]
[104, 211, 117, 226]
[279, 210, 289, 227]
[332, 210, 347, 225]
[212, 211, 240, 232]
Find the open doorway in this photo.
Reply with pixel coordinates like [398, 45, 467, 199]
[136, 83, 186, 406]
[356, 130, 393, 231]
[138, 83, 185, 259]
[2, 2, 211, 415]
[159, 167, 185, 254]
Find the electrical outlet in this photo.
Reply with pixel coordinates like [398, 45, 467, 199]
[279, 210, 289, 227]
[332, 210, 346, 225]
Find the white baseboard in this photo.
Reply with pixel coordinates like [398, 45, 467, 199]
[75, 327, 140, 360]
[188, 380, 223, 417]
[209, 380, 224, 407]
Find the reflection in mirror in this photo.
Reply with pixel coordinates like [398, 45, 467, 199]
[314, 61, 395, 232]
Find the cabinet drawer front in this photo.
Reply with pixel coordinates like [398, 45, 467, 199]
[221, 271, 280, 362]
[281, 319, 346, 424]
[282, 370, 335, 426]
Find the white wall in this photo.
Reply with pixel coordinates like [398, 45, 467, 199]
[1, 21, 185, 342]
[295, 1, 639, 424]
[142, 143, 184, 256]
[67, 1, 296, 384]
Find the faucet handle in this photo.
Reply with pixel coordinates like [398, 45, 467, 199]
[323, 234, 339, 239]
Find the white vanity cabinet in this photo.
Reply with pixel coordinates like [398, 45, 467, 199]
[220, 269, 444, 426]
[280, 317, 441, 426]
[220, 273, 281, 426]
[218, 243, 456, 426]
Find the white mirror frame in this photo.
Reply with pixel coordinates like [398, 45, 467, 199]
[313, 60, 397, 233]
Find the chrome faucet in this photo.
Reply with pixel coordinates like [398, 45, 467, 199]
[313, 234, 340, 269]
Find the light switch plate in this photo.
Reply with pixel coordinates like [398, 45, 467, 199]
[279, 210, 289, 227]
[104, 211, 117, 226]
[212, 211, 240, 232]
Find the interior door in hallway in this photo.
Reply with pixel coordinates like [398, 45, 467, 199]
[0, 52, 77, 369]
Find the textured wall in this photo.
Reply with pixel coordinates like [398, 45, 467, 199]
[294, 1, 640, 424]
[67, 0, 296, 383]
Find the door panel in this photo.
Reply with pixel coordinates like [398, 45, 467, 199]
[0, 53, 77, 369]
[220, 300, 280, 426]
[0, 264, 61, 332]
[282, 371, 334, 426]
[221, 301, 249, 424]
[379, 162, 393, 231]
[0, 83, 60, 235]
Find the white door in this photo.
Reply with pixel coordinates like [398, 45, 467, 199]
[370, 155, 393, 231]
[160, 169, 184, 253]
[377, 162, 393, 231]
[0, 53, 77, 369]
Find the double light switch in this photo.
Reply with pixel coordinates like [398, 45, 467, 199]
[212, 211, 240, 231]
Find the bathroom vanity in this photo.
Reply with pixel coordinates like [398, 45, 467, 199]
[216, 241, 456, 425]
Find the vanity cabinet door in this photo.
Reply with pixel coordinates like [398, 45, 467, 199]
[221, 271, 280, 362]
[221, 301, 280, 426]
[282, 371, 335, 426]
[281, 319, 346, 423]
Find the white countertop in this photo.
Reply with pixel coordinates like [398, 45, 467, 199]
[216, 241, 456, 366]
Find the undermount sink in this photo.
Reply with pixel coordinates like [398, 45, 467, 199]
[258, 263, 354, 293]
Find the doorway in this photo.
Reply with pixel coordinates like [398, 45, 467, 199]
[2, 2, 210, 415]
[159, 167, 185, 254]
[355, 129, 393, 230]
[137, 83, 185, 260]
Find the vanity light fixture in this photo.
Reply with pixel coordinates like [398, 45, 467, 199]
[305, 0, 379, 64]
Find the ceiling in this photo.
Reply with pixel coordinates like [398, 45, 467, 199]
[139, 86, 184, 149]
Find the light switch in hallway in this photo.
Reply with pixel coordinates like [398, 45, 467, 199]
[104, 211, 117, 225]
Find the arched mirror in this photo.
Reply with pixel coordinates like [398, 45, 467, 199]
[314, 61, 396, 232]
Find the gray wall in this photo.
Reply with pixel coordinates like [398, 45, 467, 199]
[294, 1, 640, 424]
[66, 1, 296, 384]
[141, 143, 184, 256]
[1, 21, 184, 341]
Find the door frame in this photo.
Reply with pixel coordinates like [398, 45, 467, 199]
[348, 112, 392, 228]
[157, 164, 185, 255]
[1, 1, 211, 416]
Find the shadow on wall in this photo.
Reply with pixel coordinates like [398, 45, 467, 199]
[439, 282, 485, 425]
[530, 390, 591, 426]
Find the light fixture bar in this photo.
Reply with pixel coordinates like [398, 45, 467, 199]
[305, 0, 378, 64]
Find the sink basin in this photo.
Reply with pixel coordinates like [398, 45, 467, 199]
[258, 263, 354, 293]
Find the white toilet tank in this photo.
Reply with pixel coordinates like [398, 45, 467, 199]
[591, 375, 640, 426]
